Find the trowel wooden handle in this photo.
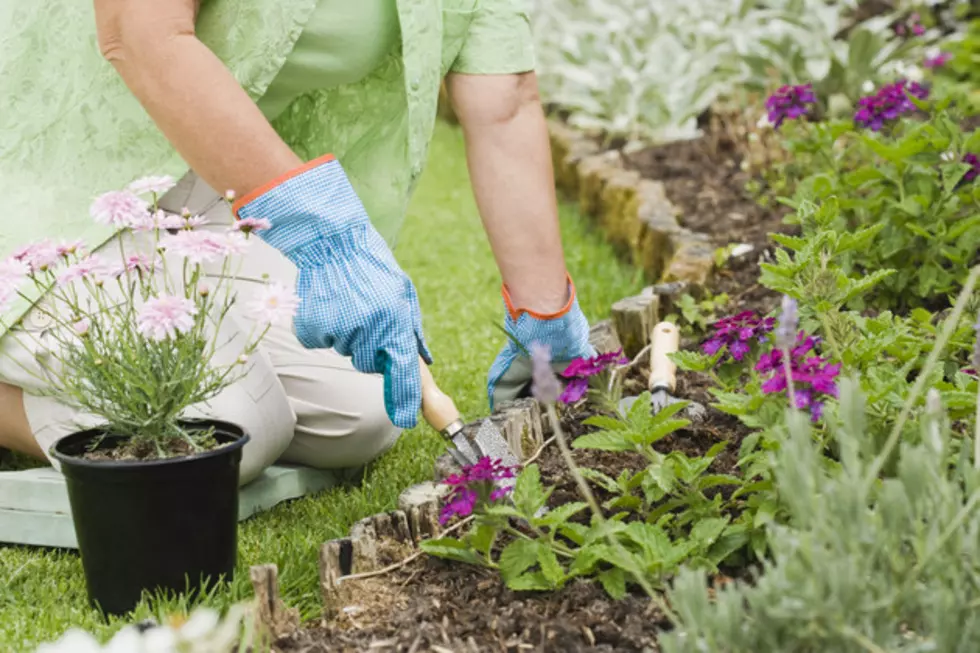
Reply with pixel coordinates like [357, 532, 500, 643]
[419, 356, 462, 434]
[648, 322, 679, 392]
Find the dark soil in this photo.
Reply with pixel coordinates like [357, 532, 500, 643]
[621, 131, 791, 319]
[78, 431, 221, 462]
[276, 559, 669, 653]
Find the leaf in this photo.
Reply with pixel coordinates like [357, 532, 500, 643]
[469, 523, 498, 556]
[559, 523, 589, 546]
[669, 350, 719, 373]
[706, 527, 750, 565]
[623, 522, 674, 562]
[513, 464, 550, 516]
[579, 467, 621, 494]
[690, 517, 730, 549]
[420, 538, 486, 567]
[498, 539, 541, 580]
[537, 546, 566, 587]
[536, 501, 589, 528]
[572, 430, 637, 452]
[598, 567, 627, 600]
[582, 414, 627, 431]
[698, 474, 743, 490]
[506, 571, 553, 592]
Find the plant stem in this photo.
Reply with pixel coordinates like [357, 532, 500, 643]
[974, 381, 980, 469]
[781, 346, 797, 411]
[544, 402, 677, 622]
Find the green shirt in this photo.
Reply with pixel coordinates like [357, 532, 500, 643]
[0, 0, 535, 336]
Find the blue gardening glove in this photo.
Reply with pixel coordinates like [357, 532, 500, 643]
[487, 275, 596, 410]
[234, 154, 431, 429]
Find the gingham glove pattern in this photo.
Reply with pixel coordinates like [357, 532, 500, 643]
[235, 155, 431, 429]
[486, 277, 596, 410]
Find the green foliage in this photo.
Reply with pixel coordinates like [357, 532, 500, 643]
[937, 19, 980, 87]
[424, 397, 754, 597]
[775, 104, 980, 309]
[664, 293, 730, 336]
[661, 380, 980, 652]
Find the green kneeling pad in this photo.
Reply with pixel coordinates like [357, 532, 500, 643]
[0, 465, 338, 549]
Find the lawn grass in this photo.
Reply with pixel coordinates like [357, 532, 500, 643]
[0, 120, 642, 651]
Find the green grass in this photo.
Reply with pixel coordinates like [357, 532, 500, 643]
[0, 121, 642, 651]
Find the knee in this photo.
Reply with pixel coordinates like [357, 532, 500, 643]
[280, 378, 402, 470]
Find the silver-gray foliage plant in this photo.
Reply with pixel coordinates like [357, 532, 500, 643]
[527, 0, 917, 143]
[661, 378, 980, 652]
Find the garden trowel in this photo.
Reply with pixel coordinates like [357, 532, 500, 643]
[619, 321, 706, 421]
[418, 356, 520, 470]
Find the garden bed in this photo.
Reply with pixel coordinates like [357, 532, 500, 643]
[271, 350, 753, 652]
[265, 110, 777, 653]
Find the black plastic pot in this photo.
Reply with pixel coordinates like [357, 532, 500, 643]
[50, 420, 249, 616]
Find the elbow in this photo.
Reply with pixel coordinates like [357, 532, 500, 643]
[451, 71, 542, 128]
[96, 6, 196, 67]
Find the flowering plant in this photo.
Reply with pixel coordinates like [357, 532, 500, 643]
[558, 350, 630, 405]
[0, 177, 297, 459]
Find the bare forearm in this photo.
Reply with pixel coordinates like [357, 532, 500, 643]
[95, 0, 301, 197]
[448, 73, 569, 314]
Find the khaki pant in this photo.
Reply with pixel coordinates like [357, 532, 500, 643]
[0, 172, 399, 486]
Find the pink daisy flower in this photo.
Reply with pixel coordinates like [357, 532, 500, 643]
[12, 241, 61, 274]
[137, 295, 198, 341]
[90, 190, 149, 228]
[181, 215, 209, 229]
[244, 283, 300, 327]
[132, 210, 185, 232]
[161, 231, 249, 263]
[233, 218, 272, 235]
[56, 255, 114, 287]
[128, 176, 176, 197]
[73, 318, 91, 336]
[56, 240, 86, 258]
[0, 259, 29, 285]
[115, 254, 156, 278]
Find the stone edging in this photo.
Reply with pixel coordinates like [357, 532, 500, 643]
[547, 120, 714, 292]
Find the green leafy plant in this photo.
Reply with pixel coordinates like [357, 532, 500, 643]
[664, 292, 731, 336]
[776, 98, 980, 309]
[422, 393, 751, 597]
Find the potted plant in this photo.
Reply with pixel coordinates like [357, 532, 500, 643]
[0, 177, 296, 616]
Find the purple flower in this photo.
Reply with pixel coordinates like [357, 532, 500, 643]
[854, 80, 929, 131]
[755, 331, 840, 422]
[765, 84, 817, 129]
[439, 457, 520, 525]
[896, 13, 925, 37]
[702, 311, 776, 364]
[964, 153, 980, 183]
[924, 52, 952, 69]
[558, 350, 629, 404]
[439, 489, 478, 524]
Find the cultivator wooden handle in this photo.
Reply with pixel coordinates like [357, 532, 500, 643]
[648, 321, 679, 393]
[418, 356, 465, 438]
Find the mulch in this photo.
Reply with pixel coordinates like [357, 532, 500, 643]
[620, 126, 791, 319]
[273, 119, 781, 652]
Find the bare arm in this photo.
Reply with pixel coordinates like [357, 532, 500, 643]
[446, 72, 569, 314]
[94, 0, 302, 196]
